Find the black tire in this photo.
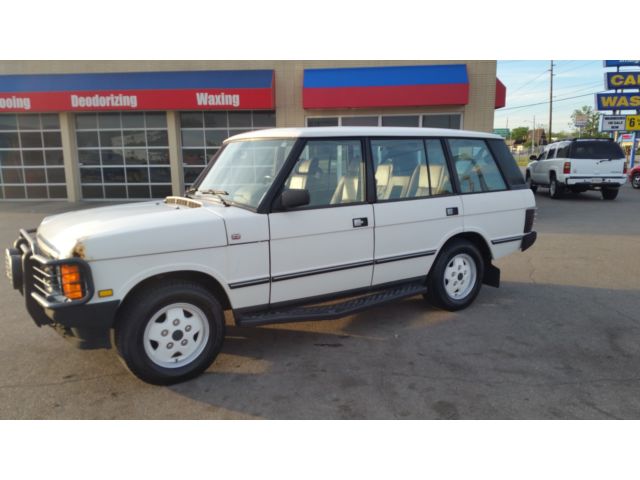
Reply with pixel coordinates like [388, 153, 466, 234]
[601, 188, 619, 200]
[632, 173, 640, 189]
[549, 175, 563, 199]
[526, 171, 538, 193]
[114, 280, 225, 385]
[425, 239, 484, 311]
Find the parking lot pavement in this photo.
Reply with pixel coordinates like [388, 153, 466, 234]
[1, 186, 639, 419]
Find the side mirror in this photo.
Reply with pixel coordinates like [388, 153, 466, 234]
[529, 155, 538, 161]
[276, 189, 310, 210]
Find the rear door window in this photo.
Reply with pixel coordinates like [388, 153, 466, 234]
[448, 138, 507, 193]
[569, 141, 625, 159]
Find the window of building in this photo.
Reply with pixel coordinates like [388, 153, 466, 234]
[306, 113, 462, 129]
[381, 115, 420, 127]
[76, 112, 171, 199]
[283, 139, 364, 207]
[448, 139, 507, 193]
[179, 110, 276, 186]
[422, 114, 461, 129]
[0, 113, 66, 199]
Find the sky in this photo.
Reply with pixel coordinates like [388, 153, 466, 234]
[493, 60, 607, 134]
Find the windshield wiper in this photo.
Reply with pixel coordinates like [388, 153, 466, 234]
[196, 189, 231, 206]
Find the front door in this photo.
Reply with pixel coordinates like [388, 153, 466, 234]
[269, 138, 374, 304]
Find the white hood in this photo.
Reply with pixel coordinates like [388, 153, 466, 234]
[36, 200, 229, 261]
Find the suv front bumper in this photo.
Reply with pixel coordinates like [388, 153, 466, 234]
[5, 229, 118, 349]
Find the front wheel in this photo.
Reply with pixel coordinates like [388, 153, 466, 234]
[526, 172, 538, 193]
[114, 280, 225, 385]
[632, 173, 640, 189]
[601, 188, 619, 200]
[425, 240, 484, 311]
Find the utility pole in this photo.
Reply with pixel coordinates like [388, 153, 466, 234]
[548, 60, 554, 143]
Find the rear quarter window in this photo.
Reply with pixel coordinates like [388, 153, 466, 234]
[569, 141, 625, 159]
[486, 139, 526, 189]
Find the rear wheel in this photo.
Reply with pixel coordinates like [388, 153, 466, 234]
[549, 175, 563, 199]
[601, 188, 619, 200]
[425, 240, 484, 311]
[632, 173, 640, 189]
[114, 280, 225, 385]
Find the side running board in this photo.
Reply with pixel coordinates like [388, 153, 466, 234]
[235, 282, 427, 327]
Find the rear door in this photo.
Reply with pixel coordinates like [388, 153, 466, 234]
[371, 138, 463, 285]
[568, 140, 626, 177]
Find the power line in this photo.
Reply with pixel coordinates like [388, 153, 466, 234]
[508, 69, 550, 96]
[499, 92, 596, 112]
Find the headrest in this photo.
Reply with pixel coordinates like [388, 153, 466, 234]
[296, 159, 311, 174]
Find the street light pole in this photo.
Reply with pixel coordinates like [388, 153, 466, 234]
[548, 60, 554, 143]
[532, 115, 536, 154]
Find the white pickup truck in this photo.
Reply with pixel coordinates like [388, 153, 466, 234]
[5, 127, 537, 384]
[526, 138, 627, 199]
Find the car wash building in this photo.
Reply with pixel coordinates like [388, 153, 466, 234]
[0, 60, 506, 201]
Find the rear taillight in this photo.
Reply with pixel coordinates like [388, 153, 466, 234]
[563, 162, 571, 174]
[623, 163, 628, 174]
[524, 208, 536, 233]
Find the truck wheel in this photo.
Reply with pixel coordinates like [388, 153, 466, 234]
[425, 239, 484, 311]
[549, 175, 563, 199]
[114, 280, 225, 385]
[526, 172, 538, 193]
[601, 188, 619, 200]
[632, 173, 640, 189]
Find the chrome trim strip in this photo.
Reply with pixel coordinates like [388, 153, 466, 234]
[374, 250, 436, 265]
[491, 235, 524, 245]
[271, 260, 374, 283]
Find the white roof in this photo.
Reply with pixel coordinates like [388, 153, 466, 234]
[225, 127, 502, 143]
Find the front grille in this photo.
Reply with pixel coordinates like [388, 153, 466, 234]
[32, 264, 61, 298]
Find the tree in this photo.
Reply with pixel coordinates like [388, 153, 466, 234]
[511, 126, 529, 144]
[569, 106, 608, 138]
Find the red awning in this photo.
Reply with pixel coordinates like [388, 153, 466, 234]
[495, 78, 506, 109]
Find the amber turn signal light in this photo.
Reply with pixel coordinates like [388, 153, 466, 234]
[60, 264, 84, 300]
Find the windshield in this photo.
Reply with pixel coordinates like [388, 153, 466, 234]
[194, 139, 296, 208]
[569, 141, 625, 159]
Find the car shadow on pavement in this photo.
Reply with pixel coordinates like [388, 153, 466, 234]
[167, 281, 640, 420]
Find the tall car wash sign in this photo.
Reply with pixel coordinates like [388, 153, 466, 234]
[0, 70, 276, 112]
[597, 61, 640, 113]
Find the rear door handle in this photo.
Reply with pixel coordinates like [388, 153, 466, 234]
[353, 217, 368, 228]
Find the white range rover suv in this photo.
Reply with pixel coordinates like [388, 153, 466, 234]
[526, 138, 627, 200]
[5, 127, 537, 384]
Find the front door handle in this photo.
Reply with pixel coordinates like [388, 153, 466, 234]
[353, 217, 368, 228]
[446, 207, 459, 216]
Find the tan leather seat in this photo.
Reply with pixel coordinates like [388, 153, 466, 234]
[382, 174, 411, 200]
[288, 159, 311, 189]
[407, 164, 452, 197]
[330, 158, 362, 204]
[375, 164, 392, 198]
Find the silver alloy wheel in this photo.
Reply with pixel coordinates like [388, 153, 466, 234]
[143, 303, 210, 369]
[633, 174, 640, 189]
[443, 253, 477, 300]
[550, 179, 556, 196]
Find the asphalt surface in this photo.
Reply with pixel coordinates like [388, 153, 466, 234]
[1, 185, 639, 419]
